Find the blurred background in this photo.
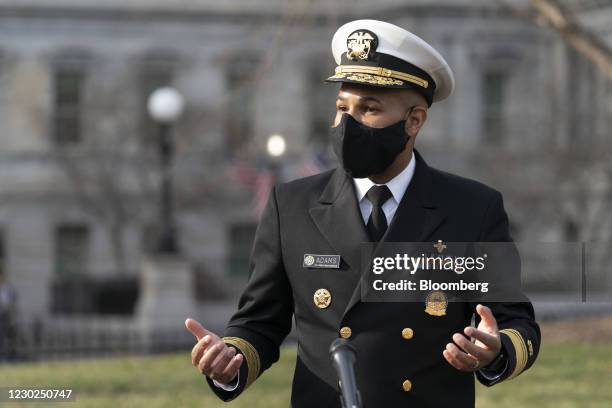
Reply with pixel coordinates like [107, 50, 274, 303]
[0, 0, 611, 407]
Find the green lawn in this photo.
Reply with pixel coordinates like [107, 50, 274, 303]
[1, 343, 611, 407]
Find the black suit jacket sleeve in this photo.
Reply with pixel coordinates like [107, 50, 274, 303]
[475, 191, 541, 386]
[206, 186, 294, 401]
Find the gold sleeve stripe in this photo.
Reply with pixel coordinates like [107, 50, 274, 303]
[222, 337, 261, 389]
[500, 329, 528, 380]
[334, 65, 429, 88]
[503, 329, 527, 379]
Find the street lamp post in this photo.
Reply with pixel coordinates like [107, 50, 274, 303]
[147, 87, 185, 254]
[266, 133, 286, 184]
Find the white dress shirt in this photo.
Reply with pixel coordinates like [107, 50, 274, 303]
[353, 153, 416, 226]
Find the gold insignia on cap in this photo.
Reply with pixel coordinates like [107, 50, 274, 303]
[313, 288, 332, 309]
[329, 65, 429, 88]
[346, 29, 378, 61]
[329, 71, 403, 86]
[425, 290, 447, 316]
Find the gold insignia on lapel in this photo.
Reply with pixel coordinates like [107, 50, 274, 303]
[425, 291, 447, 316]
[433, 240, 447, 253]
[346, 29, 378, 61]
[313, 288, 332, 309]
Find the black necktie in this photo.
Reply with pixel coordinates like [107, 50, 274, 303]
[366, 185, 393, 242]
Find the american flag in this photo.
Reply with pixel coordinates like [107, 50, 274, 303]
[230, 161, 275, 218]
[252, 167, 275, 218]
[230, 154, 331, 218]
[230, 161, 260, 189]
[297, 153, 330, 178]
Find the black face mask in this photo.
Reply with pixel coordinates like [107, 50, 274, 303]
[329, 112, 411, 178]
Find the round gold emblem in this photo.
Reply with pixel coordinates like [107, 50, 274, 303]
[304, 255, 315, 266]
[339, 326, 352, 339]
[425, 291, 448, 316]
[401, 328, 414, 340]
[402, 379, 412, 392]
[313, 288, 332, 309]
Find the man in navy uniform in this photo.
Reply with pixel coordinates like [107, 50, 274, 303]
[185, 19, 540, 407]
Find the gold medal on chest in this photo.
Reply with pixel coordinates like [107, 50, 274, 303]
[313, 288, 332, 309]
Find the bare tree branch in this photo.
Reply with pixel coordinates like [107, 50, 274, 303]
[531, 0, 612, 80]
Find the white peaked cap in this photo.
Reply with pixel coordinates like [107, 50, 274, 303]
[327, 19, 455, 104]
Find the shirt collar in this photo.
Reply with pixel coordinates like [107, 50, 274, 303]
[353, 152, 417, 204]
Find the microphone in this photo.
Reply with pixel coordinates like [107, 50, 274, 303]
[329, 338, 362, 408]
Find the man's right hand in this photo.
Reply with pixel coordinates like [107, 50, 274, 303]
[185, 318, 244, 385]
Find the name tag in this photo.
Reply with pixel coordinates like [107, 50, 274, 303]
[303, 254, 341, 269]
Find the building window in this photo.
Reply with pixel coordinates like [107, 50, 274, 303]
[482, 69, 507, 144]
[54, 224, 90, 279]
[52, 67, 85, 145]
[227, 224, 257, 276]
[224, 56, 257, 156]
[308, 63, 337, 152]
[566, 47, 594, 146]
[52, 224, 91, 315]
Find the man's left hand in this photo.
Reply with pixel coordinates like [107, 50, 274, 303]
[443, 304, 501, 372]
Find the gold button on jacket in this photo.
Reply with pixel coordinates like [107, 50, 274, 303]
[402, 379, 412, 392]
[339, 326, 352, 339]
[401, 328, 414, 340]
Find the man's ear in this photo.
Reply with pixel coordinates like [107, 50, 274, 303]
[404, 106, 427, 138]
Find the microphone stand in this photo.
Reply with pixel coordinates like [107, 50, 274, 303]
[329, 338, 362, 408]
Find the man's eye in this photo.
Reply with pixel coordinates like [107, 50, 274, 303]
[364, 106, 378, 113]
[337, 105, 348, 112]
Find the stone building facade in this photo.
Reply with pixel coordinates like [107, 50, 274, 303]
[0, 0, 610, 327]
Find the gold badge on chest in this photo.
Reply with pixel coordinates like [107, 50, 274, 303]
[425, 290, 448, 316]
[313, 288, 332, 309]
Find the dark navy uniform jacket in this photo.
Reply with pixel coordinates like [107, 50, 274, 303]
[206, 150, 540, 408]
